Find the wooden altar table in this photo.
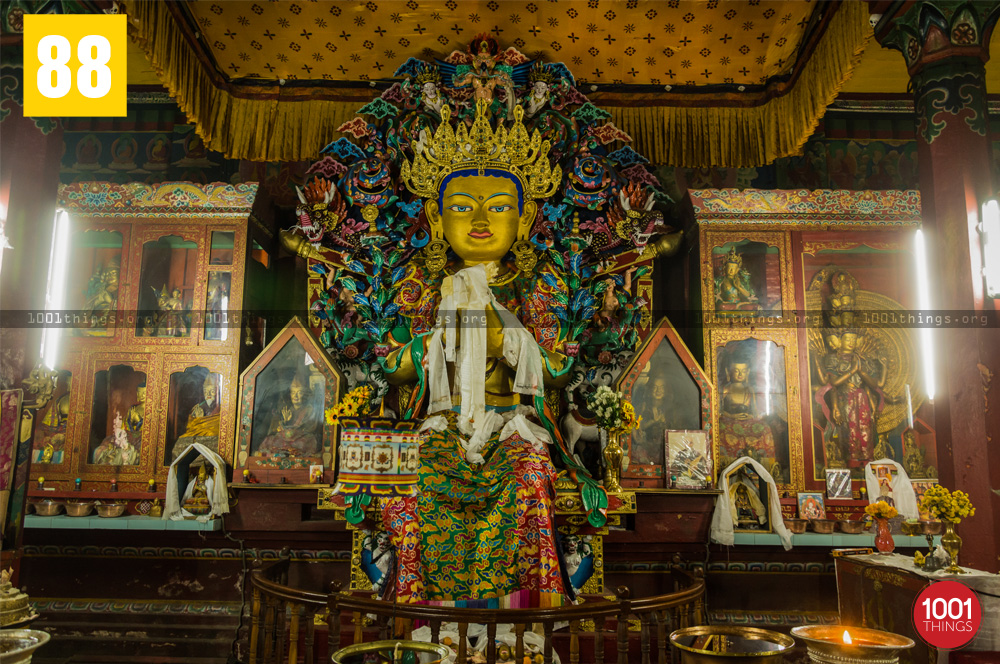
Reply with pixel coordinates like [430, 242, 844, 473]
[835, 553, 999, 664]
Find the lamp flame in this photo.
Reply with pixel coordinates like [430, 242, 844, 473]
[842, 630, 853, 645]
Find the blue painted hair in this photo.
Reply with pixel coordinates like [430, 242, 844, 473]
[437, 169, 525, 214]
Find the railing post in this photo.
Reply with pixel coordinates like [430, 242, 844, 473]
[458, 623, 469, 663]
[304, 608, 316, 664]
[352, 611, 363, 644]
[249, 586, 261, 664]
[486, 622, 497, 664]
[543, 621, 554, 664]
[326, 580, 342, 661]
[515, 623, 525, 663]
[656, 609, 669, 664]
[595, 615, 606, 664]
[569, 620, 579, 664]
[262, 596, 276, 664]
[288, 602, 300, 664]
[616, 586, 631, 664]
[640, 612, 651, 664]
[275, 600, 287, 664]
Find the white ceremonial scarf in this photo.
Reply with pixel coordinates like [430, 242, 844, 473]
[422, 264, 547, 463]
[710, 456, 793, 551]
[864, 458, 920, 519]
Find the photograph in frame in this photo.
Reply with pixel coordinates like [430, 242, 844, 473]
[665, 429, 712, 489]
[798, 491, 826, 519]
[826, 468, 852, 500]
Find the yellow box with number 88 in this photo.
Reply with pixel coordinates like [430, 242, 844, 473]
[23, 14, 127, 117]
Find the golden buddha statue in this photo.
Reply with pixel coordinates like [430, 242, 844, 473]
[80, 256, 119, 335]
[714, 247, 757, 310]
[718, 356, 776, 472]
[286, 43, 670, 607]
[171, 375, 221, 460]
[349, 100, 593, 606]
[181, 464, 213, 516]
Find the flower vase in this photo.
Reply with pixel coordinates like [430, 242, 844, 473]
[942, 520, 965, 574]
[874, 517, 894, 555]
[602, 429, 624, 494]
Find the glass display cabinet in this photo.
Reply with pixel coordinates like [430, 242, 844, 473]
[233, 317, 344, 485]
[615, 318, 716, 489]
[25, 182, 261, 496]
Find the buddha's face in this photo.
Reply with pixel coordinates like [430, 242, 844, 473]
[730, 363, 749, 383]
[842, 333, 858, 352]
[425, 174, 536, 265]
[289, 383, 306, 407]
[136, 386, 147, 404]
[725, 262, 739, 278]
[203, 382, 217, 403]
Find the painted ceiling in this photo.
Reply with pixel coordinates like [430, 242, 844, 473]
[182, 0, 817, 88]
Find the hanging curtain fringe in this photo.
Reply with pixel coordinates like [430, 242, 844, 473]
[123, 0, 871, 167]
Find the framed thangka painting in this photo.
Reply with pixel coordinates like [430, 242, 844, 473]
[234, 317, 344, 485]
[700, 231, 791, 318]
[616, 318, 715, 489]
[710, 330, 803, 491]
[801, 238, 937, 491]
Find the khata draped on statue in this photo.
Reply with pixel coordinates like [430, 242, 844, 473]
[283, 36, 681, 607]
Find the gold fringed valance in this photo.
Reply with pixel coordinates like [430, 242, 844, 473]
[123, 0, 870, 168]
[598, 1, 872, 168]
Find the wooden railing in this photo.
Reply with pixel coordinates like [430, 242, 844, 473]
[246, 549, 705, 664]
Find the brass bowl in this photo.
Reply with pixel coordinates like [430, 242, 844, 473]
[791, 625, 914, 664]
[784, 519, 808, 534]
[810, 519, 837, 534]
[0, 629, 52, 664]
[31, 500, 62, 517]
[839, 520, 868, 534]
[919, 520, 943, 535]
[901, 520, 922, 536]
[670, 626, 794, 663]
[95, 503, 126, 518]
[64, 501, 94, 517]
[331, 640, 450, 664]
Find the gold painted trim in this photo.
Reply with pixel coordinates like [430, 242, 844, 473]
[707, 328, 805, 492]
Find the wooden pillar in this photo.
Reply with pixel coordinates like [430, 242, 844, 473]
[875, 1, 1000, 572]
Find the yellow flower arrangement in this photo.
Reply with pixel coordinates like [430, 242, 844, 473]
[586, 386, 642, 435]
[920, 484, 976, 524]
[864, 501, 899, 520]
[617, 400, 642, 435]
[326, 385, 374, 425]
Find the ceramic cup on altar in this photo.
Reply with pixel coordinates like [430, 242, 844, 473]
[791, 625, 914, 664]
[669, 626, 794, 663]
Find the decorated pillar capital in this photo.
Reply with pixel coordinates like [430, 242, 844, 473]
[872, 1, 1000, 76]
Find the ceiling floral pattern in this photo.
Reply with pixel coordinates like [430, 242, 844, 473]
[184, 0, 815, 87]
[122, 0, 871, 167]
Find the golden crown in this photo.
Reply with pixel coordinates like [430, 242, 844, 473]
[400, 98, 561, 201]
[725, 247, 742, 267]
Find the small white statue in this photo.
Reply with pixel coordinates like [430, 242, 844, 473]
[526, 80, 550, 117]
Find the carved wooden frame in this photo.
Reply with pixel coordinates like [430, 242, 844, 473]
[708, 328, 804, 492]
[615, 317, 716, 489]
[233, 317, 344, 486]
